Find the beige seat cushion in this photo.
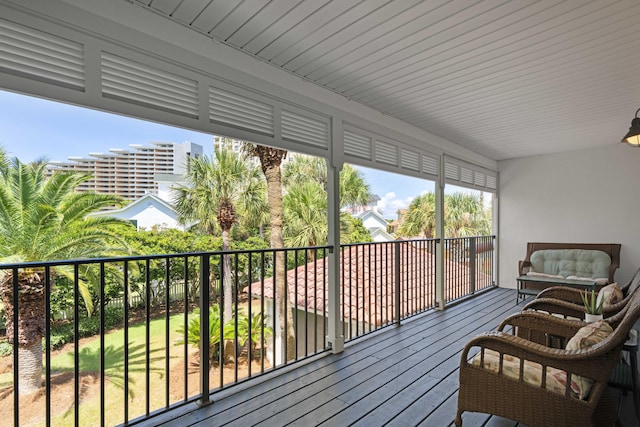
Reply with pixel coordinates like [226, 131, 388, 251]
[471, 349, 585, 398]
[471, 320, 613, 400]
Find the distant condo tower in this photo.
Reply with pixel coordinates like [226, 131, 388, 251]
[46, 141, 203, 201]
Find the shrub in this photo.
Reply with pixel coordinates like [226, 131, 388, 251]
[0, 341, 11, 356]
[175, 305, 236, 364]
[48, 307, 124, 350]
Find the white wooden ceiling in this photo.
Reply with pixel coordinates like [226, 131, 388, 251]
[133, 0, 640, 160]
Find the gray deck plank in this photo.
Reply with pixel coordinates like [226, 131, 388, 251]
[311, 297, 518, 426]
[181, 290, 512, 426]
[239, 291, 515, 426]
[146, 289, 638, 427]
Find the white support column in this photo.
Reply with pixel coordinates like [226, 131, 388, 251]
[435, 156, 446, 310]
[326, 118, 344, 353]
[492, 192, 499, 287]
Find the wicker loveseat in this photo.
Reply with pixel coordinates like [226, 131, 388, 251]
[455, 289, 640, 426]
[517, 242, 621, 299]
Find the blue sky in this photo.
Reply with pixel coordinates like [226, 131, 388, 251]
[0, 89, 469, 219]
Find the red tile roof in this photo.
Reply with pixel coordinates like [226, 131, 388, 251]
[244, 241, 492, 326]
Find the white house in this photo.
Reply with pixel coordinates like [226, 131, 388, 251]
[358, 210, 394, 242]
[87, 193, 192, 231]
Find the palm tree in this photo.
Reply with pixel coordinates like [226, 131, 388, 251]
[0, 158, 128, 394]
[173, 147, 266, 323]
[397, 192, 436, 238]
[397, 191, 491, 239]
[338, 164, 371, 209]
[444, 192, 490, 237]
[283, 181, 328, 252]
[243, 143, 296, 362]
[282, 156, 371, 208]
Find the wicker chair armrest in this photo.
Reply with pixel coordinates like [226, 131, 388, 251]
[522, 297, 587, 320]
[498, 310, 585, 340]
[536, 286, 586, 304]
[461, 331, 617, 383]
[518, 260, 531, 275]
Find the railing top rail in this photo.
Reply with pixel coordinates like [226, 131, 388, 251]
[341, 238, 440, 248]
[444, 235, 495, 242]
[0, 244, 334, 269]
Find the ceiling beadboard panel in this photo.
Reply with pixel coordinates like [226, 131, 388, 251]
[101, 52, 198, 118]
[131, 0, 640, 161]
[0, 18, 84, 90]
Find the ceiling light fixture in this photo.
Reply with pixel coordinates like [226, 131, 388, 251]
[621, 108, 640, 146]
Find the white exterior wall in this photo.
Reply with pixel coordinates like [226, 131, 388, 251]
[362, 215, 386, 231]
[498, 144, 640, 288]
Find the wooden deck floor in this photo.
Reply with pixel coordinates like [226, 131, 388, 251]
[141, 288, 638, 427]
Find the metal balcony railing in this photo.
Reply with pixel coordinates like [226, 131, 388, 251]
[0, 236, 495, 426]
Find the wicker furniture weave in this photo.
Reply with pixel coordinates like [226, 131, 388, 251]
[455, 290, 640, 426]
[522, 267, 640, 320]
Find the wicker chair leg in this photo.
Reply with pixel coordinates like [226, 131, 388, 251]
[454, 411, 462, 426]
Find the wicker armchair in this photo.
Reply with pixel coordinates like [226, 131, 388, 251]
[455, 289, 640, 426]
[523, 267, 640, 320]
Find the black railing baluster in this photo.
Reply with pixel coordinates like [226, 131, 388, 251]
[145, 258, 150, 416]
[271, 250, 276, 369]
[165, 257, 170, 409]
[294, 249, 299, 360]
[218, 253, 224, 388]
[283, 250, 289, 363]
[123, 261, 129, 423]
[350, 245, 364, 337]
[322, 251, 327, 349]
[74, 264, 79, 427]
[100, 262, 105, 427]
[45, 266, 51, 427]
[470, 238, 476, 295]
[234, 252, 239, 383]
[303, 249, 309, 358]
[340, 248, 346, 338]
[12, 268, 18, 426]
[395, 241, 401, 325]
[312, 249, 317, 353]
[199, 255, 210, 406]
[183, 256, 189, 401]
[260, 251, 265, 374]
[247, 253, 252, 378]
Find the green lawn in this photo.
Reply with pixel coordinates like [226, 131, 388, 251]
[1, 312, 194, 426]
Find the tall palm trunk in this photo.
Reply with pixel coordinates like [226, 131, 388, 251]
[252, 145, 296, 362]
[0, 273, 45, 394]
[221, 228, 233, 325]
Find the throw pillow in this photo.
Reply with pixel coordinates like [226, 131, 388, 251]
[596, 283, 623, 309]
[566, 320, 613, 351]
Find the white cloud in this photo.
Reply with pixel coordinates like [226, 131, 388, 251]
[376, 192, 414, 219]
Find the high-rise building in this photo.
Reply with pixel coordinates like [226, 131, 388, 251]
[46, 141, 203, 201]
